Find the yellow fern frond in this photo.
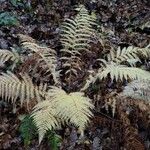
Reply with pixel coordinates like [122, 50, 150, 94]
[61, 5, 96, 52]
[0, 71, 46, 106]
[97, 64, 150, 81]
[32, 86, 94, 143]
[47, 87, 94, 129]
[31, 100, 60, 143]
[107, 46, 139, 64]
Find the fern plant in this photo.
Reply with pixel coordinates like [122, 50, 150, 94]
[82, 45, 150, 90]
[19, 115, 37, 146]
[60, 5, 96, 79]
[31, 86, 94, 143]
[0, 4, 149, 148]
[0, 11, 95, 144]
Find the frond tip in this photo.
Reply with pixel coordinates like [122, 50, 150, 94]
[32, 87, 94, 143]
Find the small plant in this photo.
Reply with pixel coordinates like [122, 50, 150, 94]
[19, 115, 37, 146]
[47, 131, 62, 150]
[0, 12, 19, 26]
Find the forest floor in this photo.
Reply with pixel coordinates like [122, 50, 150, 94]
[0, 0, 150, 150]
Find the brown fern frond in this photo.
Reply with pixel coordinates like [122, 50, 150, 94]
[21, 41, 60, 84]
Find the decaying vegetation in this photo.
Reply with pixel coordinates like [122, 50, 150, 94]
[0, 0, 150, 149]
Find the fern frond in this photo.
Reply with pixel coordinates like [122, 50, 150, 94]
[96, 64, 150, 81]
[107, 46, 138, 64]
[32, 86, 94, 143]
[21, 42, 60, 84]
[17, 34, 36, 43]
[47, 87, 94, 129]
[122, 80, 150, 101]
[31, 100, 60, 144]
[60, 5, 96, 77]
[0, 49, 20, 64]
[0, 71, 46, 106]
[107, 45, 150, 64]
[61, 5, 96, 53]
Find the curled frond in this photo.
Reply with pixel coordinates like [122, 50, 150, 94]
[0, 71, 46, 106]
[32, 86, 94, 143]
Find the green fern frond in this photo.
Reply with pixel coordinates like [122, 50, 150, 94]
[0, 71, 46, 106]
[19, 115, 37, 146]
[97, 64, 150, 81]
[32, 86, 94, 143]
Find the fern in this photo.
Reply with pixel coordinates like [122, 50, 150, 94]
[47, 131, 61, 150]
[106, 45, 150, 64]
[82, 44, 150, 90]
[32, 86, 94, 143]
[21, 42, 60, 84]
[0, 71, 46, 106]
[122, 80, 150, 101]
[0, 49, 20, 65]
[97, 64, 150, 81]
[60, 5, 96, 77]
[61, 5, 96, 52]
[19, 115, 37, 146]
